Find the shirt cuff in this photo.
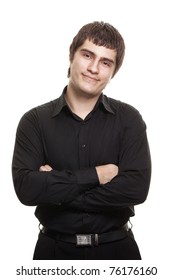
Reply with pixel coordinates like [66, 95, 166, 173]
[75, 167, 99, 186]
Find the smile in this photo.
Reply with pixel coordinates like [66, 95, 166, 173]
[82, 74, 99, 82]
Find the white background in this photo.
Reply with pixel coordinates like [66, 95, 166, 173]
[0, 0, 172, 278]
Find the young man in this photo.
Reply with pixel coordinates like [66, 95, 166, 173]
[12, 21, 151, 260]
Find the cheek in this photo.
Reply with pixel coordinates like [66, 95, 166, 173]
[71, 60, 85, 75]
[100, 71, 112, 84]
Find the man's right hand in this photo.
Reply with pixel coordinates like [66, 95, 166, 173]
[39, 164, 53, 172]
[96, 164, 119, 185]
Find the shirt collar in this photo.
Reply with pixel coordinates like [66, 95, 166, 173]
[52, 86, 68, 117]
[100, 94, 115, 115]
[52, 86, 115, 117]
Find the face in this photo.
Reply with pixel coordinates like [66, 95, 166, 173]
[68, 39, 117, 98]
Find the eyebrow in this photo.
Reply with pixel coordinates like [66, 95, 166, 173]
[80, 48, 115, 64]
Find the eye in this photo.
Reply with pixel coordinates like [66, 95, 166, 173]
[102, 60, 111, 67]
[84, 53, 91, 58]
[81, 50, 92, 59]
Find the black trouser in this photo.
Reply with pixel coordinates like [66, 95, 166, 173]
[33, 231, 141, 260]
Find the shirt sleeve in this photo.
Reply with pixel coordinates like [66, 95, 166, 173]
[12, 109, 99, 207]
[69, 108, 151, 212]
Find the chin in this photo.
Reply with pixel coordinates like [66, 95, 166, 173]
[81, 88, 101, 98]
[79, 84, 101, 96]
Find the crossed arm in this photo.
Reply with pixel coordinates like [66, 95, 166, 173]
[39, 164, 119, 185]
[12, 109, 151, 210]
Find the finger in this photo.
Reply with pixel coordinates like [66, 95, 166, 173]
[39, 165, 52, 172]
[39, 166, 47, 171]
[44, 164, 53, 171]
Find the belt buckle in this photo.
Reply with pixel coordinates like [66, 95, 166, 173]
[76, 234, 92, 247]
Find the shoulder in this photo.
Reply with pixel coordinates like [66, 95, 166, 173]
[104, 95, 141, 117]
[104, 95, 146, 129]
[22, 97, 60, 119]
[18, 97, 60, 129]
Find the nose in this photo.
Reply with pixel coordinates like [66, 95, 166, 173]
[87, 59, 99, 74]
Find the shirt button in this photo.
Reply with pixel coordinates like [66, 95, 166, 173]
[82, 144, 86, 148]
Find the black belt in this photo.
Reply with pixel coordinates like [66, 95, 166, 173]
[41, 224, 131, 247]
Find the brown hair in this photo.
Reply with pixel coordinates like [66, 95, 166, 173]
[68, 21, 125, 78]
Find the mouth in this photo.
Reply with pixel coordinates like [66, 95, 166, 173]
[82, 73, 99, 82]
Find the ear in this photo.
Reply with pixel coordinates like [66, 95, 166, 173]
[69, 53, 73, 63]
[67, 67, 71, 78]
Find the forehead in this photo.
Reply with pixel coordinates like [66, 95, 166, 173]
[78, 39, 116, 61]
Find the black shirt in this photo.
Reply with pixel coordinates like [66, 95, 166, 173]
[12, 86, 151, 234]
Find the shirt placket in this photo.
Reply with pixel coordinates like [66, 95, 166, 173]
[78, 121, 89, 169]
[78, 120, 92, 230]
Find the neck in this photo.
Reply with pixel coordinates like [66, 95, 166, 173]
[65, 85, 101, 120]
